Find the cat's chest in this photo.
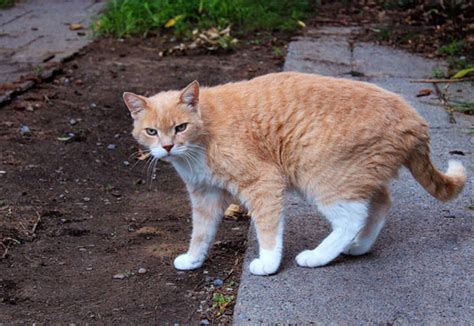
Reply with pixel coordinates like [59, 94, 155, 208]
[171, 154, 221, 189]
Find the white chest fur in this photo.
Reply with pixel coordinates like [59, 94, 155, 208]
[171, 150, 216, 188]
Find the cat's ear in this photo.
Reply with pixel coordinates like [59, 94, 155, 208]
[123, 92, 148, 119]
[179, 81, 199, 110]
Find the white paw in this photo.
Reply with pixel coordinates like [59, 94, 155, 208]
[249, 258, 279, 276]
[173, 253, 204, 270]
[295, 249, 327, 268]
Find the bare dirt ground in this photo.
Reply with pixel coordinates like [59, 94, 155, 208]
[0, 37, 284, 324]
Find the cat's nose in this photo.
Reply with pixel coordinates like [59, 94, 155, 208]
[162, 144, 174, 153]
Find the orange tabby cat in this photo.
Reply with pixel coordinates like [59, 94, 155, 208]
[123, 72, 465, 276]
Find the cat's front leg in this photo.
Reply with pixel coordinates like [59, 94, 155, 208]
[241, 178, 285, 276]
[174, 187, 231, 271]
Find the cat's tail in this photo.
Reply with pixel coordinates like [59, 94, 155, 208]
[405, 145, 466, 202]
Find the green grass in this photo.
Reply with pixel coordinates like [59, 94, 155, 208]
[0, 0, 15, 9]
[437, 40, 466, 56]
[94, 0, 310, 38]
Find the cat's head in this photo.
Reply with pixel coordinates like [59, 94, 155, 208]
[123, 81, 204, 161]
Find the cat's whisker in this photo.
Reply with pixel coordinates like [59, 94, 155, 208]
[148, 157, 159, 190]
[181, 152, 194, 172]
[146, 157, 159, 189]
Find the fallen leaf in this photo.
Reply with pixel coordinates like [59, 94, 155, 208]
[224, 204, 250, 220]
[137, 148, 150, 161]
[164, 15, 183, 28]
[452, 67, 474, 79]
[416, 88, 432, 97]
[69, 23, 84, 31]
[297, 20, 306, 28]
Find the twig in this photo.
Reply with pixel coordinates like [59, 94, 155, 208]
[30, 211, 42, 236]
[434, 83, 456, 124]
[1, 243, 8, 259]
[410, 77, 474, 83]
[222, 269, 234, 283]
[2, 237, 21, 245]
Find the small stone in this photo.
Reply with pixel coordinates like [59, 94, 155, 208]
[20, 125, 31, 136]
[90, 103, 97, 108]
[69, 118, 77, 125]
[83, 197, 91, 202]
[123, 160, 130, 166]
[107, 144, 117, 150]
[138, 267, 147, 274]
[113, 273, 126, 280]
[213, 278, 224, 287]
[114, 133, 120, 139]
[0, 170, 6, 175]
[200, 320, 210, 326]
[86, 267, 93, 271]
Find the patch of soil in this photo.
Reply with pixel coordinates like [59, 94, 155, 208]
[0, 37, 284, 324]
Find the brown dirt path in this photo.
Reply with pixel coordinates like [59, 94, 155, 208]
[0, 37, 283, 324]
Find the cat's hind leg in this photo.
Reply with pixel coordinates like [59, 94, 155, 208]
[343, 187, 391, 256]
[296, 200, 368, 268]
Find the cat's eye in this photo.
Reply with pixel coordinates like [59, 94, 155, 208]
[145, 128, 158, 136]
[175, 123, 187, 133]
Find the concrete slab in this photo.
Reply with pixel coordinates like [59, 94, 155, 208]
[0, 0, 105, 104]
[234, 27, 473, 325]
[353, 43, 446, 78]
[284, 34, 353, 77]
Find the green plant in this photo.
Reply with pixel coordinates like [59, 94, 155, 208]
[212, 292, 234, 316]
[371, 27, 391, 41]
[432, 67, 446, 78]
[452, 101, 474, 114]
[0, 0, 15, 9]
[437, 40, 466, 56]
[272, 46, 284, 58]
[94, 0, 310, 38]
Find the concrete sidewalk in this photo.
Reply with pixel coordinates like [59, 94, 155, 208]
[234, 27, 473, 324]
[0, 0, 105, 104]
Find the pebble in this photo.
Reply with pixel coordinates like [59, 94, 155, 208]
[138, 267, 147, 274]
[83, 197, 91, 202]
[86, 267, 93, 271]
[213, 278, 224, 287]
[90, 103, 97, 108]
[114, 133, 120, 139]
[200, 320, 210, 326]
[113, 273, 126, 280]
[20, 125, 31, 136]
[0, 170, 6, 176]
[107, 144, 117, 150]
[123, 160, 130, 166]
[69, 118, 77, 126]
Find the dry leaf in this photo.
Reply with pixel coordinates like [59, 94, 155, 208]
[224, 204, 250, 220]
[416, 89, 432, 97]
[137, 148, 151, 161]
[69, 23, 84, 31]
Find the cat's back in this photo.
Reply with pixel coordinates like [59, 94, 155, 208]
[203, 71, 421, 128]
